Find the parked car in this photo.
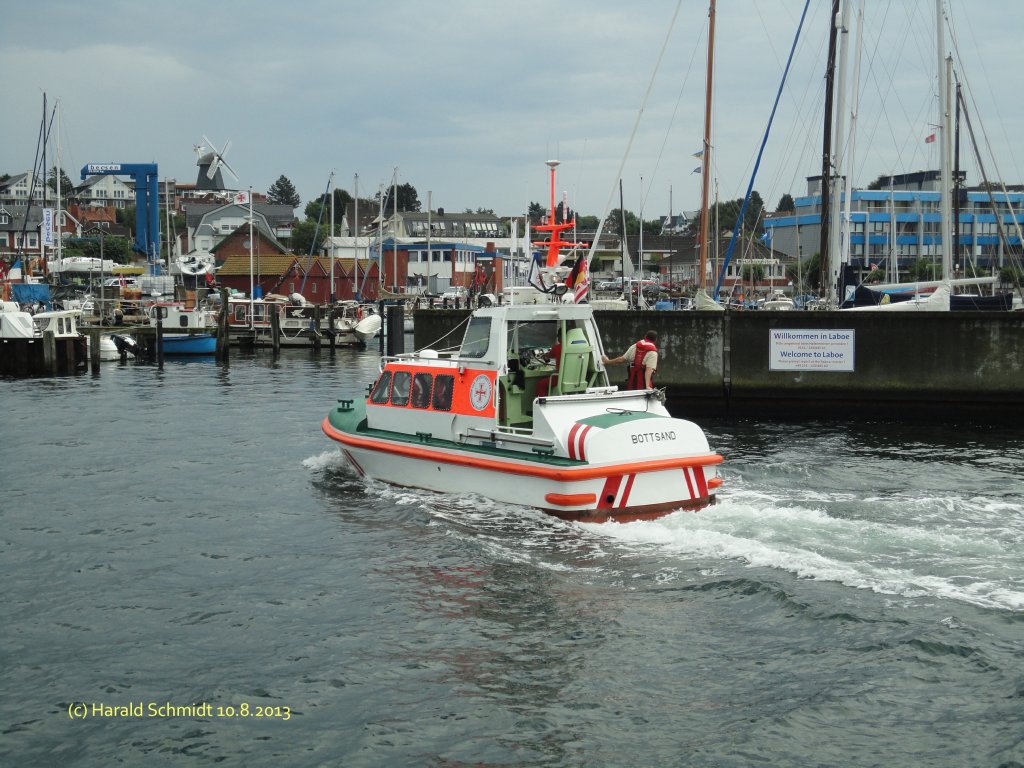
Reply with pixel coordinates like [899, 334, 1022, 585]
[440, 286, 468, 303]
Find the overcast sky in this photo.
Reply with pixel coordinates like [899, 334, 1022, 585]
[3, 0, 1020, 223]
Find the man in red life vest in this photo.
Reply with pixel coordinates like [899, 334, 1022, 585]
[601, 330, 659, 389]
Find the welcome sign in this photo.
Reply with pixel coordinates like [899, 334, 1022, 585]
[769, 329, 855, 372]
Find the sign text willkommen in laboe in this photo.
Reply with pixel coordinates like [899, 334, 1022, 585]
[769, 329, 855, 372]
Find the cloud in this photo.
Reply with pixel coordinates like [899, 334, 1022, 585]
[2, 0, 1020, 219]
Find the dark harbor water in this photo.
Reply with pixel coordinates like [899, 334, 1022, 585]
[2, 349, 1023, 767]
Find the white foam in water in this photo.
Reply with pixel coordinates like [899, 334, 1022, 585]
[302, 450, 347, 471]
[585, 488, 1024, 612]
[309, 448, 1024, 611]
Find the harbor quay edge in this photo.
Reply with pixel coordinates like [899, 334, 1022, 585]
[413, 309, 1024, 423]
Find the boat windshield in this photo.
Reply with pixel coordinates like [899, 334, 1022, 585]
[459, 316, 491, 359]
[507, 321, 557, 356]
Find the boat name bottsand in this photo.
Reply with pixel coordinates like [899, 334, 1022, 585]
[631, 430, 677, 445]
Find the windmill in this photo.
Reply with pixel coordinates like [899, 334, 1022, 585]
[193, 135, 239, 191]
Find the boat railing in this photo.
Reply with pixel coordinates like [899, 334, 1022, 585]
[464, 425, 555, 449]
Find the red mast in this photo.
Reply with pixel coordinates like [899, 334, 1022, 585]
[532, 160, 579, 268]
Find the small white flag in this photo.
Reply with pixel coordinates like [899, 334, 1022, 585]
[233, 191, 250, 205]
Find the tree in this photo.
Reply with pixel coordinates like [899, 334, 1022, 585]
[776, 193, 795, 212]
[907, 258, 941, 281]
[787, 251, 823, 294]
[692, 192, 765, 237]
[866, 174, 889, 191]
[610, 208, 641, 239]
[117, 205, 136, 227]
[999, 265, 1023, 286]
[291, 219, 329, 256]
[64, 235, 133, 264]
[47, 166, 75, 198]
[741, 263, 766, 282]
[267, 175, 301, 207]
[527, 201, 545, 224]
[304, 188, 354, 234]
[379, 182, 420, 213]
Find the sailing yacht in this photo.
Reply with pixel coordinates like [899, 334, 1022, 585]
[838, 0, 1017, 312]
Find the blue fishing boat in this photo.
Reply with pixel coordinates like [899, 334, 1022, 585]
[162, 333, 216, 355]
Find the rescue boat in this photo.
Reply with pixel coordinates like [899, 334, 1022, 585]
[321, 298, 723, 523]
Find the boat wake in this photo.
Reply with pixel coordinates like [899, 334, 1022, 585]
[585, 488, 1024, 612]
[307, 449, 1024, 612]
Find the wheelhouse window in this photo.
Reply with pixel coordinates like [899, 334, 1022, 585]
[411, 372, 433, 409]
[459, 317, 491, 358]
[370, 371, 393, 404]
[390, 370, 411, 406]
[507, 320, 557, 357]
[432, 375, 454, 411]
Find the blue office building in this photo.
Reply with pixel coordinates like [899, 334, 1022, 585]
[765, 171, 1024, 279]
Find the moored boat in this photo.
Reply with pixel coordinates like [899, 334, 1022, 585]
[161, 333, 217, 355]
[332, 300, 382, 345]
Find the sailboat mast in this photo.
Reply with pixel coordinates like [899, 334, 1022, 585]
[54, 98, 63, 268]
[953, 79, 962, 271]
[329, 171, 335, 303]
[827, 0, 851, 306]
[354, 173, 360, 300]
[392, 167, 398, 293]
[936, 0, 953, 281]
[818, 0, 840, 299]
[426, 190, 432, 296]
[619, 178, 626, 291]
[698, 0, 716, 290]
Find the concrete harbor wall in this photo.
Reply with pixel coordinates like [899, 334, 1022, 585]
[413, 309, 1024, 422]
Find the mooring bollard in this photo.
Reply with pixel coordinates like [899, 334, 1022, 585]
[90, 328, 101, 374]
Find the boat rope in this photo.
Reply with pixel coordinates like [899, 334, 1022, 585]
[958, 89, 1024, 298]
[642, 13, 705, 216]
[585, 0, 683, 269]
[714, 0, 811, 300]
[298, 173, 334, 295]
[414, 313, 472, 355]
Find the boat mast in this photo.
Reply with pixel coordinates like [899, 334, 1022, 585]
[840, 0, 865, 276]
[329, 171, 335, 303]
[164, 177, 173, 275]
[818, 0, 840, 301]
[953, 79, 962, 274]
[376, 182, 384, 294]
[619, 178, 626, 300]
[698, 0, 716, 292]
[55, 98, 62, 269]
[889, 178, 897, 283]
[936, 0, 953, 282]
[827, 0, 851, 307]
[426, 190, 432, 296]
[248, 186, 254, 330]
[354, 173, 360, 300]
[392, 166, 398, 293]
